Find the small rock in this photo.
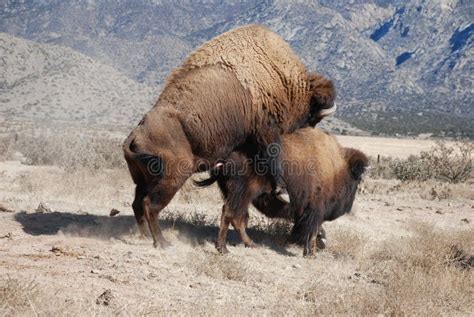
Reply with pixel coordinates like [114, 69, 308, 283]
[91, 269, 100, 274]
[396, 207, 403, 211]
[109, 208, 120, 217]
[292, 264, 302, 269]
[0, 205, 14, 213]
[96, 289, 114, 306]
[0, 232, 13, 239]
[435, 210, 444, 215]
[36, 202, 52, 213]
[50, 246, 65, 256]
[461, 218, 470, 224]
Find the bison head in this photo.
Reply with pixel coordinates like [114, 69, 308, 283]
[345, 148, 369, 181]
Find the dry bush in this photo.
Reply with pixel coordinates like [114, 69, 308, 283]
[0, 277, 39, 315]
[390, 154, 434, 181]
[422, 140, 473, 183]
[390, 141, 473, 183]
[367, 155, 395, 179]
[0, 134, 16, 161]
[16, 133, 126, 172]
[13, 167, 131, 208]
[361, 178, 473, 201]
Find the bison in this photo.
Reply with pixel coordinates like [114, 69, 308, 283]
[123, 25, 336, 247]
[195, 128, 369, 256]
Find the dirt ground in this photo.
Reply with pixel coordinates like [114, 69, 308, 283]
[0, 136, 473, 315]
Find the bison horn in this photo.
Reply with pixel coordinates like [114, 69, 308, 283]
[318, 102, 337, 117]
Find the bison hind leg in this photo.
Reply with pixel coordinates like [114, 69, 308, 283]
[231, 212, 257, 249]
[216, 205, 233, 254]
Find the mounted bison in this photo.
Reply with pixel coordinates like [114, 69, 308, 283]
[123, 25, 336, 248]
[195, 128, 368, 256]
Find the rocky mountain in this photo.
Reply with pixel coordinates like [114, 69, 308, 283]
[0, 32, 156, 125]
[1, 0, 472, 137]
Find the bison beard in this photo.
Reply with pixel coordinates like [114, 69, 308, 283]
[194, 128, 369, 256]
[123, 25, 336, 248]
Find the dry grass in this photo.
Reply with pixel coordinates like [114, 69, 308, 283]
[189, 250, 255, 283]
[365, 224, 474, 315]
[359, 178, 474, 201]
[0, 130, 126, 172]
[0, 277, 39, 316]
[1, 127, 473, 316]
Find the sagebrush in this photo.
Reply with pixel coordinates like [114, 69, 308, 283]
[370, 141, 473, 183]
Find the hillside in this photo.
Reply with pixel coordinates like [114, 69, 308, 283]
[0, 32, 366, 135]
[1, 0, 472, 137]
[0, 32, 156, 125]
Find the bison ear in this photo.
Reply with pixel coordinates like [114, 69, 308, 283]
[308, 72, 336, 112]
[345, 148, 369, 180]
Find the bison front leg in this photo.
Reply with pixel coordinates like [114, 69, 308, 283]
[143, 172, 191, 248]
[143, 195, 171, 248]
[132, 185, 148, 238]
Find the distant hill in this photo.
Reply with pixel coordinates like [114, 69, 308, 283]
[0, 32, 155, 125]
[1, 0, 472, 137]
[0, 33, 366, 136]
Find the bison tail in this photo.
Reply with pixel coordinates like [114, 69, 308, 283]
[193, 174, 219, 187]
[193, 164, 224, 187]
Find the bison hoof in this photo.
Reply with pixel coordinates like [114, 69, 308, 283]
[152, 239, 171, 249]
[316, 237, 327, 250]
[159, 239, 172, 249]
[245, 242, 258, 249]
[215, 242, 229, 254]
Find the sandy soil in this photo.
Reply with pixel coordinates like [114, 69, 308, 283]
[0, 136, 473, 315]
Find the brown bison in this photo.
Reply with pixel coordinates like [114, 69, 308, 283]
[123, 25, 336, 247]
[195, 128, 369, 256]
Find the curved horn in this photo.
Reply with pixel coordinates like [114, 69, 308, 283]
[318, 102, 337, 117]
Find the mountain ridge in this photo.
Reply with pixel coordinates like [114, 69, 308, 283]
[1, 0, 472, 137]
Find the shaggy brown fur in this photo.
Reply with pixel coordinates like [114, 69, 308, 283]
[166, 25, 336, 133]
[124, 25, 335, 248]
[195, 128, 369, 256]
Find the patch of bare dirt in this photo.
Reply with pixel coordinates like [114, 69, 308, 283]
[0, 135, 473, 315]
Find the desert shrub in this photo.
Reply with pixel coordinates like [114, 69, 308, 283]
[421, 140, 473, 183]
[390, 141, 473, 183]
[390, 154, 434, 181]
[367, 155, 395, 179]
[0, 134, 16, 161]
[15, 133, 126, 172]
